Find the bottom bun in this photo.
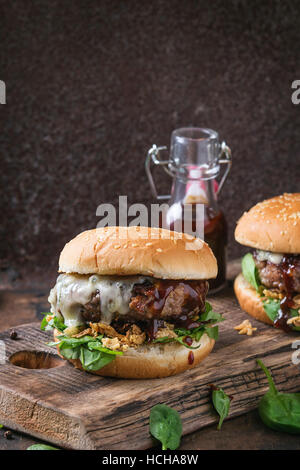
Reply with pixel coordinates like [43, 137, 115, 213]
[234, 273, 273, 326]
[53, 329, 215, 379]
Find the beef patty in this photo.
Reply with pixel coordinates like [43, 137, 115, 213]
[81, 278, 208, 324]
[253, 252, 300, 293]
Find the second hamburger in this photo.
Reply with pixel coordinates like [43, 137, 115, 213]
[234, 193, 300, 331]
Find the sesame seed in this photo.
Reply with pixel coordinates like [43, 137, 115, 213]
[156, 248, 163, 252]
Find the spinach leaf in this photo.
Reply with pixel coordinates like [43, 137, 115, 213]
[153, 324, 218, 349]
[40, 313, 66, 333]
[205, 325, 219, 340]
[211, 386, 231, 430]
[82, 349, 115, 371]
[153, 301, 222, 349]
[80, 347, 101, 369]
[42, 304, 125, 372]
[50, 332, 121, 371]
[257, 359, 300, 434]
[262, 298, 280, 323]
[87, 341, 123, 355]
[27, 444, 59, 450]
[262, 301, 300, 331]
[191, 329, 205, 342]
[173, 335, 204, 350]
[153, 335, 201, 350]
[40, 315, 50, 331]
[199, 302, 224, 323]
[173, 325, 203, 338]
[150, 404, 182, 450]
[56, 335, 96, 347]
[0, 424, 3, 429]
[242, 253, 260, 291]
[52, 316, 67, 332]
[59, 345, 81, 360]
[152, 336, 174, 344]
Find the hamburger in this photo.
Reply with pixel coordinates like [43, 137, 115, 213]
[42, 226, 222, 378]
[234, 193, 300, 331]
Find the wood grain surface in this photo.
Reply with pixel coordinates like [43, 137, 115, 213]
[0, 285, 299, 450]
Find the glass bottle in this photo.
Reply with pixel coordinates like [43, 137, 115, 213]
[145, 127, 232, 293]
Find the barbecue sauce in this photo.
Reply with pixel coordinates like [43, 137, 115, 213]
[147, 318, 165, 341]
[188, 351, 194, 364]
[139, 280, 207, 317]
[274, 255, 297, 332]
[183, 336, 193, 346]
[141, 279, 208, 340]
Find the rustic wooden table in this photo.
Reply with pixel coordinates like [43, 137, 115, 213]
[0, 260, 299, 450]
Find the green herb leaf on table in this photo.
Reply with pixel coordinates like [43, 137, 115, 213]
[257, 359, 300, 434]
[211, 386, 231, 430]
[27, 444, 59, 450]
[242, 253, 260, 291]
[150, 404, 182, 450]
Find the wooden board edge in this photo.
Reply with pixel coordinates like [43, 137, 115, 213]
[90, 351, 300, 449]
[0, 387, 94, 450]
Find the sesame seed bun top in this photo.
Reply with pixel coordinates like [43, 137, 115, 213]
[235, 193, 300, 253]
[59, 226, 218, 280]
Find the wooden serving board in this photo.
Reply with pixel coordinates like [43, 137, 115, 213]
[0, 286, 300, 450]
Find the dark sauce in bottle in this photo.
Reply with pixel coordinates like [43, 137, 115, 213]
[166, 202, 227, 292]
[204, 207, 227, 291]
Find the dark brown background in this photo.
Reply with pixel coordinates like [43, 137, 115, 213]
[1, 0, 300, 286]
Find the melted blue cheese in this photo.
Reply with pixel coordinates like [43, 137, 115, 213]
[255, 250, 284, 264]
[48, 273, 146, 327]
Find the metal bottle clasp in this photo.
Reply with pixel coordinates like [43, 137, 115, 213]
[145, 141, 232, 200]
